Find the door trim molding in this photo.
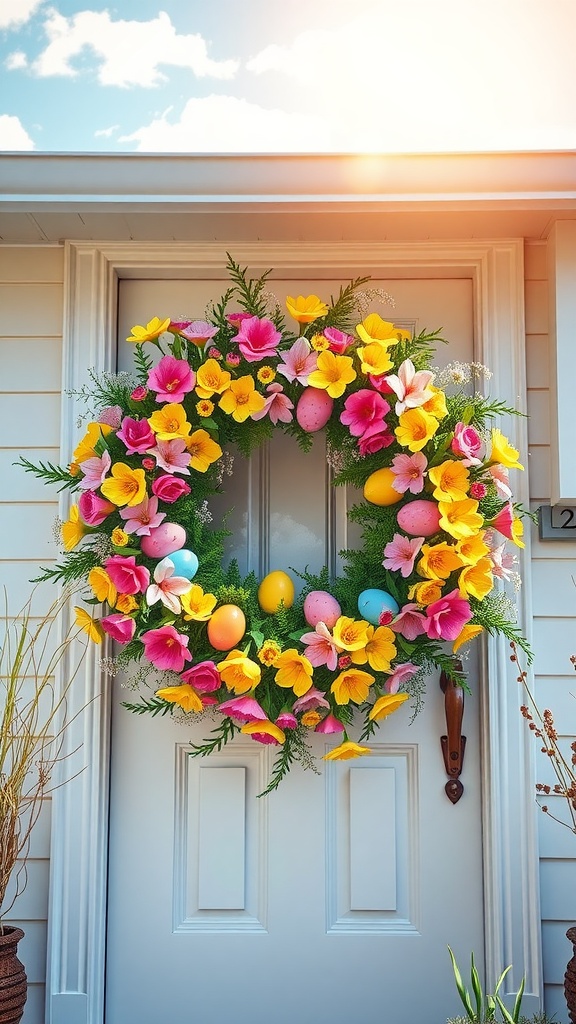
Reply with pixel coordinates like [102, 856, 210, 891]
[47, 239, 539, 1023]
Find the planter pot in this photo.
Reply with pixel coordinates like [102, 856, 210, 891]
[0, 928, 27, 1024]
[566, 926, 576, 1024]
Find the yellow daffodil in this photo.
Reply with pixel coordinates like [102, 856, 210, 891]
[111, 527, 130, 547]
[186, 429, 223, 472]
[455, 532, 490, 565]
[332, 616, 371, 652]
[217, 649, 261, 694]
[368, 692, 410, 722]
[257, 640, 282, 666]
[395, 407, 439, 452]
[74, 606, 103, 644]
[422, 386, 448, 420]
[350, 626, 397, 673]
[453, 623, 484, 654]
[355, 313, 409, 346]
[301, 710, 322, 727]
[72, 422, 113, 464]
[323, 740, 371, 761]
[274, 649, 314, 697]
[116, 594, 138, 613]
[458, 558, 495, 601]
[438, 498, 484, 540]
[286, 294, 328, 324]
[218, 376, 267, 422]
[195, 358, 232, 398]
[100, 463, 147, 507]
[148, 403, 191, 440]
[417, 542, 463, 581]
[356, 340, 395, 377]
[241, 720, 286, 744]
[180, 584, 217, 621]
[61, 505, 87, 551]
[307, 351, 357, 399]
[331, 668, 375, 706]
[428, 460, 470, 503]
[155, 684, 203, 713]
[408, 580, 444, 606]
[489, 428, 524, 471]
[88, 566, 117, 605]
[126, 316, 171, 343]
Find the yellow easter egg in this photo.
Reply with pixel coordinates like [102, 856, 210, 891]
[258, 570, 295, 614]
[363, 467, 403, 506]
[207, 604, 246, 651]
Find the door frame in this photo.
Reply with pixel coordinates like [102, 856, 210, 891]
[46, 239, 540, 1024]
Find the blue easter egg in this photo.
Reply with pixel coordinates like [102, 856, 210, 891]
[167, 548, 199, 580]
[357, 588, 399, 626]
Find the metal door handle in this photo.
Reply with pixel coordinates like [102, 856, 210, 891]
[440, 668, 466, 804]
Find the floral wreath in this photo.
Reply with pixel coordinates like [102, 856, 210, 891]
[22, 255, 531, 793]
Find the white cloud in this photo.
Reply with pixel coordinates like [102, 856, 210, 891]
[5, 51, 28, 70]
[118, 95, 333, 152]
[0, 114, 35, 150]
[32, 9, 239, 87]
[94, 124, 119, 138]
[0, 0, 43, 30]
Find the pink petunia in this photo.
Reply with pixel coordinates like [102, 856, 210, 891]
[217, 694, 268, 724]
[147, 438, 191, 475]
[386, 359, 435, 415]
[451, 422, 483, 467]
[323, 327, 354, 354]
[234, 316, 282, 362]
[384, 662, 419, 694]
[488, 464, 512, 500]
[78, 450, 111, 490]
[152, 475, 191, 504]
[315, 713, 345, 734]
[179, 321, 218, 344]
[390, 604, 427, 641]
[98, 405, 123, 429]
[226, 312, 253, 327]
[117, 416, 156, 455]
[78, 490, 115, 526]
[130, 385, 148, 402]
[340, 389, 390, 438]
[390, 452, 427, 495]
[100, 614, 136, 645]
[180, 660, 221, 693]
[300, 621, 342, 671]
[251, 382, 294, 425]
[120, 494, 166, 536]
[424, 590, 473, 642]
[276, 337, 318, 385]
[369, 374, 395, 395]
[383, 533, 425, 578]
[275, 710, 298, 730]
[141, 625, 192, 672]
[358, 422, 395, 456]
[148, 355, 196, 404]
[292, 686, 331, 713]
[105, 555, 150, 595]
[145, 557, 192, 615]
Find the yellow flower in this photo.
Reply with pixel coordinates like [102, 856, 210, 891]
[186, 429, 223, 472]
[438, 498, 484, 540]
[148, 403, 191, 440]
[489, 428, 524, 471]
[180, 584, 217, 621]
[218, 376, 267, 423]
[100, 463, 147, 507]
[458, 559, 494, 601]
[74, 606, 103, 644]
[356, 341, 394, 377]
[350, 626, 397, 673]
[408, 580, 443, 606]
[355, 313, 409, 345]
[61, 505, 87, 551]
[331, 668, 374, 705]
[72, 422, 113, 464]
[422, 386, 448, 420]
[257, 366, 276, 384]
[111, 527, 130, 547]
[274, 649, 314, 697]
[286, 294, 328, 324]
[69, 462, 80, 477]
[88, 566, 117, 605]
[456, 532, 490, 565]
[395, 408, 439, 452]
[195, 358, 232, 398]
[453, 623, 484, 654]
[369, 692, 410, 722]
[301, 710, 322, 727]
[417, 542, 463, 581]
[511, 517, 525, 549]
[241, 720, 286, 744]
[156, 684, 203, 713]
[311, 334, 329, 351]
[217, 649, 261, 694]
[323, 740, 371, 761]
[257, 640, 282, 666]
[126, 316, 171, 343]
[116, 594, 138, 613]
[196, 399, 215, 418]
[332, 616, 371, 652]
[307, 351, 356, 399]
[428, 460, 470, 503]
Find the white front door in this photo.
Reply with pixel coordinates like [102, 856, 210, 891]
[105, 272, 483, 1024]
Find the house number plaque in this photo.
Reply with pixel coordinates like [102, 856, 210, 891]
[538, 504, 576, 541]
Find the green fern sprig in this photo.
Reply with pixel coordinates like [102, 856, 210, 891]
[225, 253, 273, 319]
[16, 456, 78, 492]
[32, 547, 100, 584]
[132, 342, 154, 383]
[317, 276, 371, 332]
[187, 717, 240, 757]
[121, 697, 173, 717]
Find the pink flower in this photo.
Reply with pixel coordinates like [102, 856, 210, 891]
[120, 494, 166, 535]
[323, 327, 354, 354]
[292, 687, 330, 713]
[117, 417, 156, 455]
[100, 614, 136, 645]
[384, 662, 419, 694]
[217, 694, 268, 724]
[383, 533, 425, 578]
[358, 423, 395, 456]
[276, 338, 318, 385]
[378, 610, 394, 626]
[105, 555, 150, 595]
[369, 374, 395, 394]
[340, 389, 390, 437]
[146, 557, 192, 614]
[225, 352, 241, 367]
[386, 359, 435, 415]
[130, 386, 148, 402]
[488, 464, 512, 500]
[169, 320, 192, 332]
[469, 481, 487, 500]
[338, 654, 352, 668]
[78, 450, 111, 490]
[251, 382, 294, 425]
[275, 710, 298, 730]
[148, 355, 195, 404]
[300, 621, 342, 671]
[98, 405, 123, 428]
[488, 540, 517, 581]
[147, 438, 191, 475]
[141, 625, 192, 672]
[142, 457, 156, 471]
[390, 452, 427, 495]
[451, 422, 483, 467]
[180, 660, 221, 693]
[234, 316, 281, 362]
[315, 713, 345, 734]
[391, 604, 427, 640]
[152, 475, 191, 503]
[207, 347, 222, 360]
[78, 490, 115, 526]
[180, 321, 218, 344]
[424, 590, 473, 642]
[226, 312, 253, 327]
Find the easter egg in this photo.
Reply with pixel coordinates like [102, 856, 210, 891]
[363, 467, 403, 506]
[167, 548, 199, 580]
[296, 388, 334, 433]
[396, 499, 441, 537]
[358, 588, 400, 626]
[140, 522, 186, 558]
[258, 570, 295, 614]
[303, 590, 342, 628]
[207, 605, 246, 651]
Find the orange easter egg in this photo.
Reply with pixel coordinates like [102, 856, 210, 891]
[363, 467, 403, 506]
[258, 571, 295, 614]
[207, 605, 246, 651]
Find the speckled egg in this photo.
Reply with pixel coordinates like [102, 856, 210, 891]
[357, 589, 400, 626]
[207, 604, 246, 651]
[258, 570, 295, 614]
[363, 467, 403, 506]
[396, 500, 441, 537]
[296, 388, 334, 433]
[140, 522, 186, 558]
[167, 548, 199, 580]
[303, 590, 341, 628]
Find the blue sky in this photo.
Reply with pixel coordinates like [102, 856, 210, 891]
[1, 0, 576, 152]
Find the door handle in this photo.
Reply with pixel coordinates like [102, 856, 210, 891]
[440, 667, 466, 804]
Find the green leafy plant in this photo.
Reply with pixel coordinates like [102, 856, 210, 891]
[448, 946, 526, 1024]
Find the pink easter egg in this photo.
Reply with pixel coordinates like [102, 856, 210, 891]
[140, 522, 186, 558]
[396, 500, 441, 537]
[303, 590, 342, 629]
[296, 388, 334, 433]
